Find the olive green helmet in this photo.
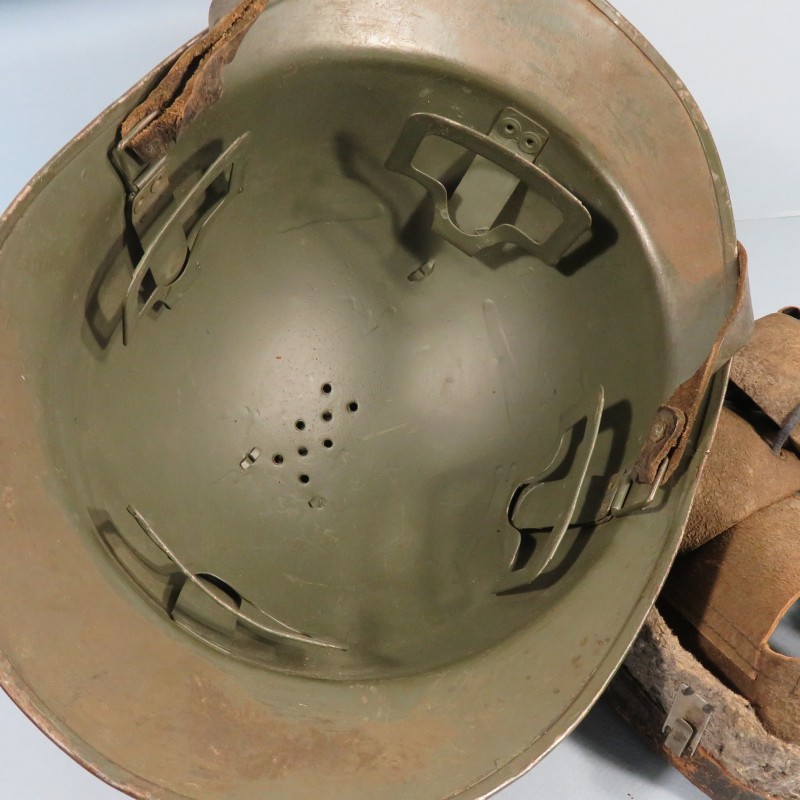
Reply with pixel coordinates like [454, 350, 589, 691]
[0, 1, 750, 798]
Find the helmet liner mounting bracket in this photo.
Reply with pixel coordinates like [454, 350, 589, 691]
[385, 110, 593, 264]
[110, 124, 252, 345]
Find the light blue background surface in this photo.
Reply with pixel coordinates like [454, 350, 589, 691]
[0, 2, 798, 797]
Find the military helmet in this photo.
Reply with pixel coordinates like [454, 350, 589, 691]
[0, 0, 750, 797]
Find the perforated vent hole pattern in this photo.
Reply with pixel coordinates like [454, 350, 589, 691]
[267, 383, 359, 489]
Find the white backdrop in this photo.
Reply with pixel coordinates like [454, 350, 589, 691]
[0, 2, 798, 798]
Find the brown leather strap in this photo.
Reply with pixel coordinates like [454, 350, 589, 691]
[635, 244, 749, 484]
[121, 0, 267, 163]
[729, 309, 800, 451]
[666, 308, 800, 743]
[680, 405, 800, 552]
[210, 0, 243, 25]
[681, 309, 800, 552]
[666, 497, 800, 742]
[613, 310, 800, 789]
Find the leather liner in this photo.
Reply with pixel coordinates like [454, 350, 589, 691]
[121, 0, 267, 162]
[615, 309, 800, 799]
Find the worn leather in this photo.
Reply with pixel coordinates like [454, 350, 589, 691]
[612, 309, 800, 799]
[121, 0, 267, 163]
[666, 497, 800, 743]
[210, 0, 243, 25]
[680, 406, 800, 553]
[661, 309, 800, 746]
[635, 245, 749, 485]
[610, 608, 800, 800]
[730, 310, 800, 450]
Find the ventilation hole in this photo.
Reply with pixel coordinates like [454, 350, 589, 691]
[299, 474, 310, 484]
[295, 420, 306, 431]
[347, 401, 359, 413]
[272, 454, 284, 465]
[322, 383, 333, 395]
[322, 411, 333, 422]
[323, 439, 334, 449]
[768, 597, 800, 658]
[298, 447, 309, 457]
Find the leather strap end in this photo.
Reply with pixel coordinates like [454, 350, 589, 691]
[121, 0, 267, 163]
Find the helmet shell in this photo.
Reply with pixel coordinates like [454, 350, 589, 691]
[0, 0, 750, 798]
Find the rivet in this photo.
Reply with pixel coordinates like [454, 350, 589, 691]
[519, 131, 544, 155]
[499, 117, 521, 139]
[651, 421, 668, 441]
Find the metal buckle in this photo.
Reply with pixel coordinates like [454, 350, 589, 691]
[600, 456, 671, 523]
[663, 685, 714, 757]
[110, 120, 251, 344]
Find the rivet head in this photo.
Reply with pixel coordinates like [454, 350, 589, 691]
[499, 117, 521, 139]
[651, 421, 668, 441]
[519, 131, 544, 155]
